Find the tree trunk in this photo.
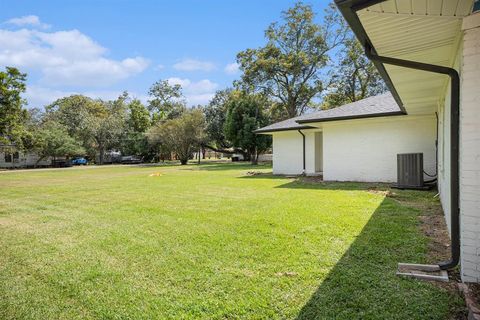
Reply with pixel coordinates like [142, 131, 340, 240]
[99, 146, 105, 165]
[250, 151, 258, 165]
[202, 146, 206, 159]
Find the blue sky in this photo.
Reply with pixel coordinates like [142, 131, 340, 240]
[0, 0, 330, 108]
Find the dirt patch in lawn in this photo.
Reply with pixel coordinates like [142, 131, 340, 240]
[388, 192, 467, 319]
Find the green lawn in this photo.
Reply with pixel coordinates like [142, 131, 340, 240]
[0, 162, 463, 319]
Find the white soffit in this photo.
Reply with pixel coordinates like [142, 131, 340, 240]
[357, 0, 473, 115]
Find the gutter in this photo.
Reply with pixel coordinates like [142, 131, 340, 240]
[254, 125, 316, 134]
[365, 44, 460, 270]
[296, 110, 405, 124]
[335, 0, 460, 271]
[298, 129, 306, 175]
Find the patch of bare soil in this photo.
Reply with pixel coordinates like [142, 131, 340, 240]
[388, 193, 467, 319]
[459, 282, 480, 319]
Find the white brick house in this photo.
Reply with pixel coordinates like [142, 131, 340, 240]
[334, 0, 480, 282]
[256, 93, 437, 182]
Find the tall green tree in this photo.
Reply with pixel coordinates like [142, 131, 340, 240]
[224, 92, 271, 165]
[203, 89, 232, 152]
[322, 37, 387, 109]
[122, 98, 152, 159]
[90, 95, 128, 164]
[45, 94, 128, 163]
[148, 80, 186, 121]
[236, 2, 347, 118]
[33, 121, 85, 164]
[128, 99, 151, 132]
[45, 95, 105, 159]
[147, 109, 206, 165]
[0, 67, 28, 148]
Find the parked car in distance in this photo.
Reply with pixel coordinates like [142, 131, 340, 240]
[121, 155, 143, 164]
[71, 157, 88, 166]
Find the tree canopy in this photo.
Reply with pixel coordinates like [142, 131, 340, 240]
[0, 67, 28, 148]
[224, 91, 271, 164]
[236, 2, 347, 119]
[148, 109, 206, 165]
[322, 36, 387, 109]
[148, 80, 186, 121]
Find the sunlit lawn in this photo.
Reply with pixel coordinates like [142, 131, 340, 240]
[0, 162, 464, 319]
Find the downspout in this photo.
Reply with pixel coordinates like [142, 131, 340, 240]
[298, 129, 306, 175]
[365, 43, 460, 270]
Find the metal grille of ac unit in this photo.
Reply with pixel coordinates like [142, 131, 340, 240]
[397, 153, 424, 188]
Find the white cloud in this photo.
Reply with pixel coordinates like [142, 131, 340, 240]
[173, 58, 215, 72]
[5, 15, 50, 29]
[155, 64, 165, 71]
[24, 86, 75, 108]
[167, 77, 191, 88]
[224, 62, 239, 75]
[166, 77, 218, 105]
[187, 93, 215, 105]
[0, 27, 150, 87]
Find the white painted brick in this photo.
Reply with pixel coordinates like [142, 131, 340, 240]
[463, 230, 479, 240]
[463, 245, 478, 255]
[463, 223, 480, 233]
[460, 22, 480, 281]
[463, 238, 480, 248]
[462, 274, 479, 283]
[462, 253, 480, 263]
[463, 216, 480, 226]
[463, 261, 478, 270]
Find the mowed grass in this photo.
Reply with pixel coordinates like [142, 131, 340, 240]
[0, 163, 464, 319]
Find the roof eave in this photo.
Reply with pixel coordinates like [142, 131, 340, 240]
[296, 110, 406, 124]
[334, 0, 407, 114]
[254, 125, 316, 134]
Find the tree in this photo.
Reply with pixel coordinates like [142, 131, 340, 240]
[322, 37, 387, 109]
[45, 95, 105, 159]
[0, 67, 28, 148]
[45, 94, 128, 163]
[147, 109, 206, 165]
[128, 99, 151, 132]
[148, 80, 186, 120]
[224, 92, 271, 165]
[33, 122, 85, 164]
[203, 89, 232, 152]
[121, 98, 153, 159]
[236, 2, 347, 118]
[90, 94, 129, 164]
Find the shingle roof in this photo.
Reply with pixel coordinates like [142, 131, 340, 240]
[255, 93, 404, 133]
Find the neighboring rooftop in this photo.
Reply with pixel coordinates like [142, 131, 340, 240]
[255, 92, 404, 133]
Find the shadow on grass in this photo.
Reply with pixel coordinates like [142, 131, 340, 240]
[239, 173, 391, 191]
[182, 162, 272, 171]
[294, 196, 462, 319]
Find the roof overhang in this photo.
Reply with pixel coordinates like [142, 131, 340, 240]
[296, 110, 404, 124]
[254, 125, 316, 134]
[335, 0, 473, 115]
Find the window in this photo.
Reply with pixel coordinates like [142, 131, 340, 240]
[4, 152, 19, 163]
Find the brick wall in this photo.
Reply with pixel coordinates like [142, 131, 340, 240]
[460, 12, 480, 283]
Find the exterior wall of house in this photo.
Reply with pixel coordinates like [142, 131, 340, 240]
[272, 131, 305, 175]
[314, 132, 323, 172]
[459, 13, 480, 283]
[437, 43, 462, 235]
[322, 115, 436, 182]
[271, 130, 320, 175]
[0, 152, 51, 168]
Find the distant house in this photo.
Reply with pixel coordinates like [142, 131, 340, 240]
[256, 93, 436, 182]
[0, 150, 52, 169]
